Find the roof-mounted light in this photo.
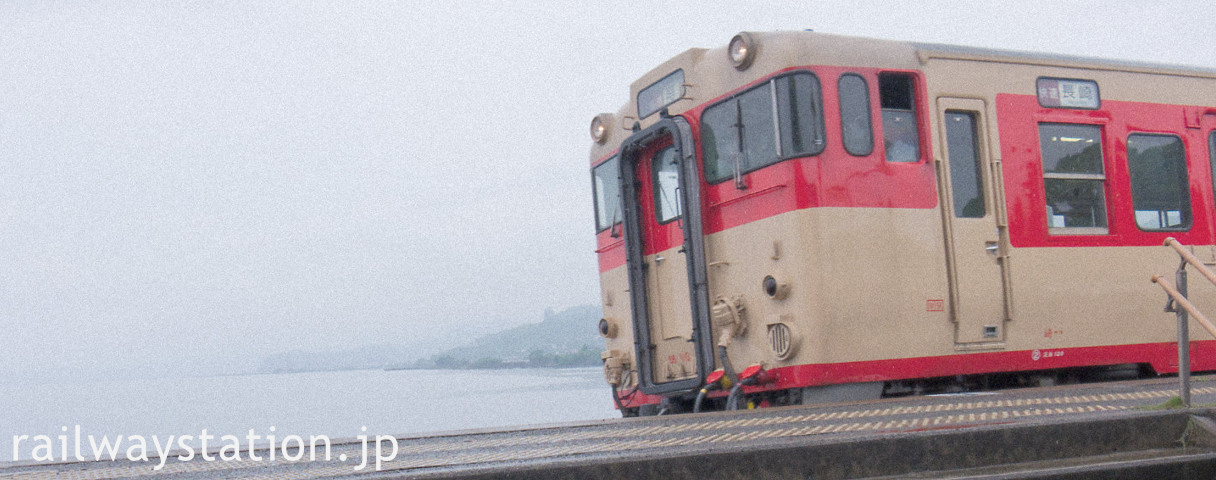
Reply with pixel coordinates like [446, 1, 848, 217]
[728, 32, 757, 71]
[590, 113, 613, 144]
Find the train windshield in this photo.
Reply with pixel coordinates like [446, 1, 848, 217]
[701, 72, 824, 184]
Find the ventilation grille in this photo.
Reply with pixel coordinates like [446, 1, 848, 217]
[767, 323, 793, 360]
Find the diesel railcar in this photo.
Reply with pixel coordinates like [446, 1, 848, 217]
[589, 31, 1216, 415]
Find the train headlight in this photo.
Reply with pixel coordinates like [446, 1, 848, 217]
[590, 113, 613, 144]
[728, 32, 757, 71]
[598, 318, 618, 338]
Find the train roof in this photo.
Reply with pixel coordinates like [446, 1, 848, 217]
[591, 30, 1216, 162]
[909, 39, 1216, 78]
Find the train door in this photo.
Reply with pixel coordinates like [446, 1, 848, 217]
[637, 141, 698, 385]
[619, 118, 713, 395]
[935, 98, 1011, 345]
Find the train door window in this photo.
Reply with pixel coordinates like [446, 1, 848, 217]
[880, 73, 919, 162]
[652, 147, 681, 223]
[592, 156, 621, 232]
[1128, 134, 1190, 231]
[1038, 123, 1108, 234]
[838, 74, 873, 156]
[945, 111, 985, 217]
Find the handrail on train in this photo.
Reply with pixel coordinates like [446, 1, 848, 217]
[1150, 237, 1216, 407]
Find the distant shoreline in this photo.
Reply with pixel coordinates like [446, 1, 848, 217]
[384, 360, 600, 372]
[386, 349, 601, 372]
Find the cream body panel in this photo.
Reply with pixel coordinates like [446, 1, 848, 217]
[702, 207, 953, 369]
[643, 248, 698, 382]
[1007, 246, 1215, 351]
[598, 264, 636, 387]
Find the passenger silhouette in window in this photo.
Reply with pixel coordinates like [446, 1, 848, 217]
[883, 109, 919, 162]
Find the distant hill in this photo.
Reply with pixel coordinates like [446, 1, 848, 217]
[409, 305, 604, 369]
[257, 322, 496, 374]
[258, 305, 605, 373]
[259, 343, 417, 374]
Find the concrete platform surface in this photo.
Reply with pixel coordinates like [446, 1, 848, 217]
[4, 376, 1216, 479]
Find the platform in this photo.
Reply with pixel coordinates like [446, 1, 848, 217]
[5, 376, 1216, 479]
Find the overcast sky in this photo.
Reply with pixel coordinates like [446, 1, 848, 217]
[2, 1, 1214, 382]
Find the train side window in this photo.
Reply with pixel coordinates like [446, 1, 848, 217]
[1128, 134, 1190, 231]
[879, 73, 919, 162]
[592, 156, 621, 232]
[945, 112, 985, 218]
[838, 74, 873, 156]
[652, 147, 682, 223]
[1039, 123, 1108, 234]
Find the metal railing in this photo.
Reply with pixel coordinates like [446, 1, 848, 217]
[1151, 237, 1216, 407]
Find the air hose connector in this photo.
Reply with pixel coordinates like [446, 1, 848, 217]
[693, 369, 728, 413]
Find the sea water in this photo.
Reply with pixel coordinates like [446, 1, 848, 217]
[3, 367, 617, 462]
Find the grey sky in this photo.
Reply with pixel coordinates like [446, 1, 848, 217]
[2, 1, 1214, 382]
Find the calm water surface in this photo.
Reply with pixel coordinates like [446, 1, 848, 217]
[4, 367, 617, 461]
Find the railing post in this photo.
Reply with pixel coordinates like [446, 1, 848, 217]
[1154, 238, 1216, 406]
[1177, 259, 1192, 408]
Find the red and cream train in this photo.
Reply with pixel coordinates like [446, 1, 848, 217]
[588, 31, 1216, 415]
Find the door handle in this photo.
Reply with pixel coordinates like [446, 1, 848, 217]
[655, 255, 666, 263]
[984, 242, 999, 255]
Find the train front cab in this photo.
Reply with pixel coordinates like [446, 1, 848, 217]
[592, 31, 1216, 415]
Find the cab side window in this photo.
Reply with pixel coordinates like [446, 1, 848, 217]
[838, 74, 872, 156]
[879, 73, 919, 162]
